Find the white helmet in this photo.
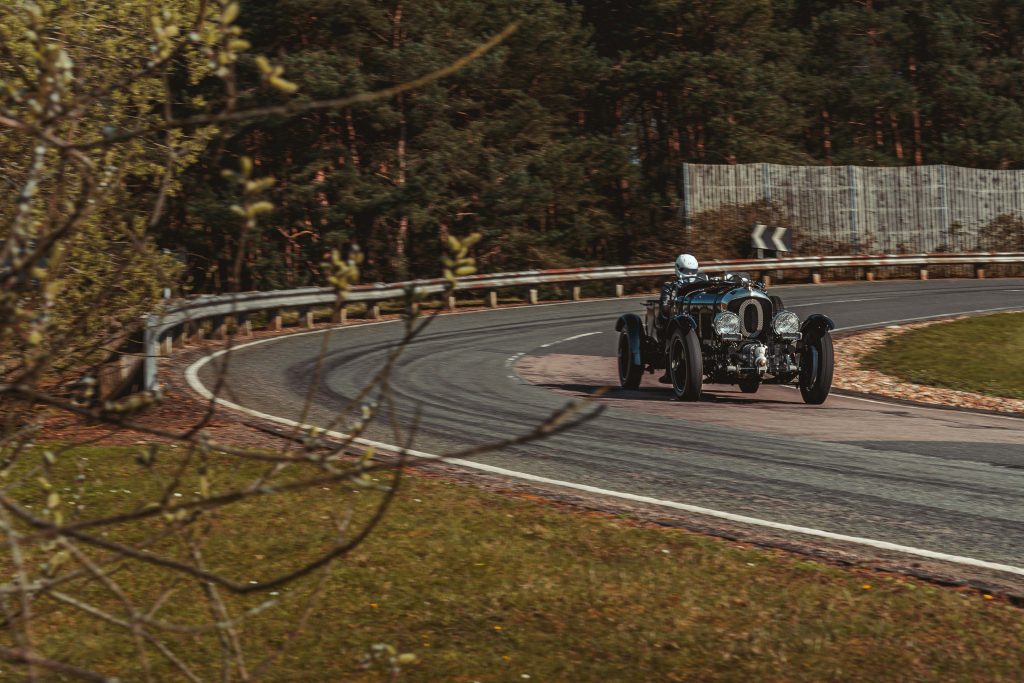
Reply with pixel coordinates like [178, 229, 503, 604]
[675, 253, 699, 279]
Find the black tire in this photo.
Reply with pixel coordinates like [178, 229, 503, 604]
[667, 328, 702, 401]
[799, 331, 834, 404]
[617, 331, 643, 389]
[738, 376, 761, 393]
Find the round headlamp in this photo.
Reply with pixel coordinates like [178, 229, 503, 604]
[772, 310, 800, 336]
[713, 312, 741, 338]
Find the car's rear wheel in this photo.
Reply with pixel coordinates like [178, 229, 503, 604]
[617, 331, 643, 389]
[738, 376, 761, 393]
[668, 328, 702, 401]
[799, 332, 834, 404]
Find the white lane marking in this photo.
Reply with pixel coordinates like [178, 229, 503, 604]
[505, 352, 526, 368]
[538, 330, 603, 348]
[790, 297, 890, 307]
[838, 306, 1023, 332]
[786, 286, 1019, 309]
[186, 344, 1024, 578]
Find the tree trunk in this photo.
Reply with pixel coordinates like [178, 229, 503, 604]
[890, 112, 904, 161]
[822, 109, 833, 165]
[391, 4, 409, 279]
[908, 57, 923, 165]
[874, 105, 884, 151]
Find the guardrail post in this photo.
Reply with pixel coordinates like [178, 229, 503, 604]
[270, 309, 283, 331]
[975, 265, 986, 279]
[446, 295, 457, 312]
[369, 304, 382, 320]
[161, 334, 173, 356]
[301, 308, 315, 328]
[762, 274, 772, 287]
[919, 268, 929, 281]
[331, 305, 346, 324]
[239, 314, 253, 337]
[177, 323, 191, 347]
[487, 291, 498, 308]
[866, 270, 875, 282]
[143, 320, 158, 391]
[212, 316, 227, 340]
[614, 284, 624, 298]
[571, 286, 582, 301]
[811, 272, 821, 284]
[528, 288, 539, 305]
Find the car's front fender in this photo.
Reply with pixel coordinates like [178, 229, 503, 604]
[800, 314, 835, 345]
[665, 313, 698, 342]
[615, 313, 644, 368]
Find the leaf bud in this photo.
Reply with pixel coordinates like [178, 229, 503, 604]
[221, 2, 240, 25]
[269, 76, 298, 94]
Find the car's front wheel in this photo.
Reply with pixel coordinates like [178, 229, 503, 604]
[799, 332, 834, 404]
[668, 328, 702, 401]
[617, 331, 643, 389]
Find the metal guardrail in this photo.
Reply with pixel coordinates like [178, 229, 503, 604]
[138, 251, 1024, 391]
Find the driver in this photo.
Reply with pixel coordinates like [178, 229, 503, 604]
[658, 253, 700, 323]
[655, 254, 700, 382]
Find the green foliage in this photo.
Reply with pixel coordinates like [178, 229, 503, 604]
[0, 1, 205, 361]
[160, 0, 1024, 291]
[0, 0, 305, 367]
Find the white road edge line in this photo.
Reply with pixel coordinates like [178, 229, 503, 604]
[539, 330, 603, 348]
[837, 305, 1023, 332]
[185, 335, 1024, 578]
[790, 288, 1024, 309]
[789, 297, 890, 307]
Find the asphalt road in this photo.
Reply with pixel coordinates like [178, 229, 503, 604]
[194, 279, 1024, 579]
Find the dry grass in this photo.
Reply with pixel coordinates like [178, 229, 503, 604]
[6, 445, 1023, 681]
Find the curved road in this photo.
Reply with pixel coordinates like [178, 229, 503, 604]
[191, 279, 1024, 586]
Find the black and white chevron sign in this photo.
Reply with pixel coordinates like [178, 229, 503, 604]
[751, 224, 792, 252]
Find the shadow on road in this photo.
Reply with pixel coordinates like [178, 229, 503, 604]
[536, 382, 797, 406]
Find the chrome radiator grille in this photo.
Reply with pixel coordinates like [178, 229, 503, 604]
[732, 298, 772, 338]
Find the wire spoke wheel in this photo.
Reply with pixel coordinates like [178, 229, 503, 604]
[617, 330, 642, 389]
[799, 332, 834, 404]
[668, 328, 702, 401]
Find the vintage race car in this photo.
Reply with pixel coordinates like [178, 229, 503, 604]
[614, 273, 835, 403]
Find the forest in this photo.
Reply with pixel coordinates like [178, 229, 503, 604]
[7, 1, 1024, 289]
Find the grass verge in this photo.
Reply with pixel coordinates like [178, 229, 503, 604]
[863, 312, 1024, 399]
[6, 445, 1024, 681]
